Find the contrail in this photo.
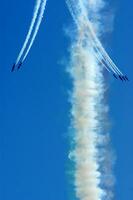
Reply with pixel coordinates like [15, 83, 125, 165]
[67, 0, 115, 200]
[15, 0, 42, 65]
[21, 0, 47, 63]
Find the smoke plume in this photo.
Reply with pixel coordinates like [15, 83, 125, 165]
[67, 0, 115, 199]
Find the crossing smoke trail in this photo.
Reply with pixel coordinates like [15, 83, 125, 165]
[66, 0, 127, 80]
[22, 0, 47, 63]
[67, 0, 115, 200]
[15, 0, 41, 65]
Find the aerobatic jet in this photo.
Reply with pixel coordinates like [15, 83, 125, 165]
[125, 76, 129, 81]
[17, 62, 22, 70]
[11, 63, 16, 72]
[119, 75, 124, 81]
[11, 62, 23, 72]
[113, 73, 118, 79]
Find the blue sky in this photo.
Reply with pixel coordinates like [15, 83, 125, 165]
[0, 0, 132, 200]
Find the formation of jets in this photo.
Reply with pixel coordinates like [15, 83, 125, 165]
[99, 58, 129, 82]
[11, 61, 129, 82]
[113, 73, 129, 81]
[11, 62, 22, 72]
[10, 1, 129, 82]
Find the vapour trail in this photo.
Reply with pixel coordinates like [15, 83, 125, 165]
[67, 0, 114, 200]
[66, 0, 123, 76]
[22, 0, 47, 63]
[15, 0, 42, 65]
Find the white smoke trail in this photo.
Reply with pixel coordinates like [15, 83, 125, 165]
[66, 0, 111, 74]
[67, 0, 114, 200]
[66, 0, 124, 76]
[15, 0, 41, 65]
[22, 0, 47, 63]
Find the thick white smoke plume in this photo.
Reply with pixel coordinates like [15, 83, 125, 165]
[67, 0, 115, 200]
[16, 0, 41, 65]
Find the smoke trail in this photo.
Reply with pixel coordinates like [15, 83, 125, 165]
[22, 0, 47, 63]
[67, 0, 114, 200]
[15, 0, 41, 65]
[66, 0, 124, 76]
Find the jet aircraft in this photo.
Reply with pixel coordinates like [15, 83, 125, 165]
[11, 63, 16, 72]
[119, 75, 124, 81]
[113, 73, 118, 79]
[17, 62, 22, 70]
[125, 76, 129, 81]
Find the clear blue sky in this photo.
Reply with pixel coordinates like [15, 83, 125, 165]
[0, 0, 132, 200]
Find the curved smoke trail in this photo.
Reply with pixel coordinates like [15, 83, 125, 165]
[15, 0, 41, 65]
[67, 0, 114, 200]
[22, 0, 47, 63]
[66, 0, 124, 76]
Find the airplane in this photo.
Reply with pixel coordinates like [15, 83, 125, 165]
[113, 73, 118, 79]
[125, 76, 129, 81]
[17, 62, 22, 70]
[11, 63, 16, 72]
[119, 75, 124, 81]
[122, 76, 127, 81]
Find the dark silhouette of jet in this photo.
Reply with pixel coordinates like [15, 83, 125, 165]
[11, 63, 16, 72]
[113, 73, 118, 79]
[125, 76, 129, 81]
[119, 75, 124, 81]
[122, 76, 127, 81]
[17, 62, 22, 70]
